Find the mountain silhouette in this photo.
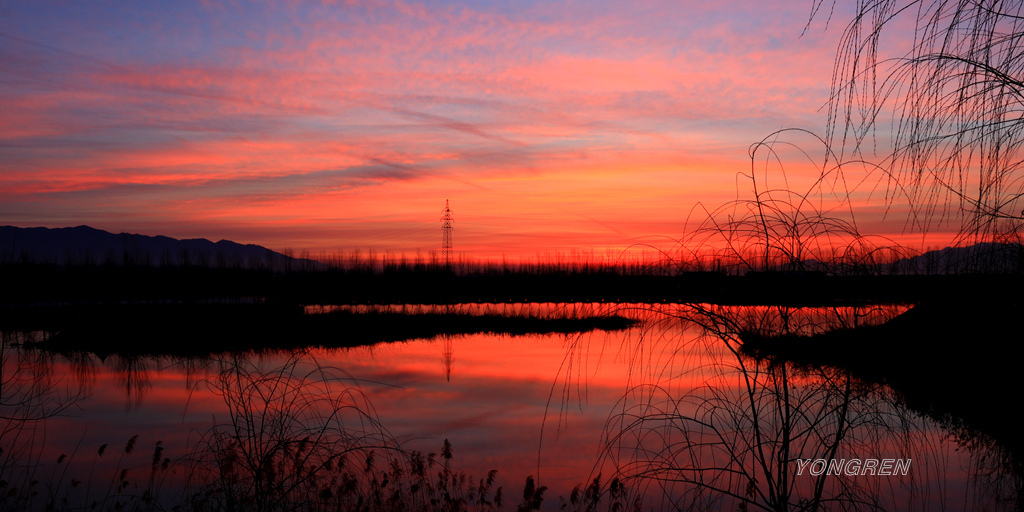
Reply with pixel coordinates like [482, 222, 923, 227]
[0, 225, 306, 268]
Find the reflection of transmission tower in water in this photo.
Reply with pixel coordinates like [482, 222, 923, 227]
[441, 333, 453, 382]
[441, 199, 453, 270]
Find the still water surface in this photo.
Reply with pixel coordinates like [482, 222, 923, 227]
[1, 303, 1016, 511]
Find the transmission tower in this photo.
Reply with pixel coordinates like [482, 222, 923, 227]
[441, 199, 453, 270]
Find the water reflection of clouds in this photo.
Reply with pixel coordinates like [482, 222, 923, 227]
[329, 333, 631, 497]
[2, 302, 1017, 510]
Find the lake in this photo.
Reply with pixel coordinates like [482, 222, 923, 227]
[0, 303, 1017, 511]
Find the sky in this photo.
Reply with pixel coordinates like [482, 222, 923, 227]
[1, 0, 940, 260]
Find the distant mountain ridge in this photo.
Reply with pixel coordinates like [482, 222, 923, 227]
[0, 225, 306, 268]
[776, 241, 1024, 274]
[891, 241, 1024, 274]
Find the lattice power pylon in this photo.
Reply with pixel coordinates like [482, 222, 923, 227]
[441, 199, 453, 270]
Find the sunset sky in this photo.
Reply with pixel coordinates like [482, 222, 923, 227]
[1, 0, 939, 260]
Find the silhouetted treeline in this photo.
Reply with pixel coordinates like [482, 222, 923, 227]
[6, 254, 1024, 306]
[4, 225, 1024, 306]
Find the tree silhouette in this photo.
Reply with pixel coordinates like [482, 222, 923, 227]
[811, 0, 1024, 247]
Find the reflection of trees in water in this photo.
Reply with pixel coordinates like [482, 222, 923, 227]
[585, 305, 1017, 511]
[112, 355, 152, 409]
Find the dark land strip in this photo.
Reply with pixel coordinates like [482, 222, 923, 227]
[0, 302, 637, 358]
[5, 262, 1022, 305]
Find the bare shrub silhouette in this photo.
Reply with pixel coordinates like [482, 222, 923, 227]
[671, 129, 918, 275]
[181, 352, 387, 511]
[579, 304, 1017, 511]
[666, 0, 1024, 275]
[181, 351, 513, 512]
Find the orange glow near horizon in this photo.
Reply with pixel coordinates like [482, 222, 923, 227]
[0, 1, 975, 259]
